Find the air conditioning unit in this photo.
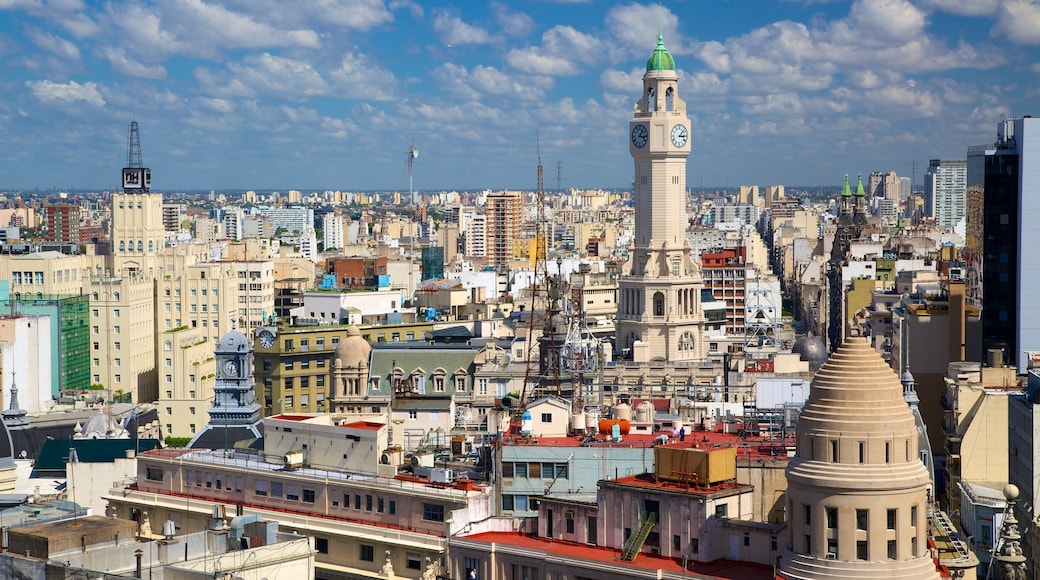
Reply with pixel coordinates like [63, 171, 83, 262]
[431, 468, 457, 484]
[825, 552, 837, 560]
[282, 450, 304, 470]
[411, 453, 434, 468]
[565, 510, 574, 519]
[380, 446, 404, 466]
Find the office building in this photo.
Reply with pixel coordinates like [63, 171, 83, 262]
[925, 159, 967, 228]
[969, 116, 1040, 372]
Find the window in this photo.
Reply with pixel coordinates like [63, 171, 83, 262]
[541, 412, 552, 423]
[826, 507, 837, 529]
[515, 462, 528, 478]
[887, 509, 896, 530]
[715, 504, 728, 518]
[803, 504, 811, 525]
[856, 509, 868, 530]
[360, 544, 374, 562]
[858, 441, 865, 463]
[673, 535, 681, 550]
[255, 480, 268, 496]
[888, 539, 896, 560]
[856, 540, 868, 560]
[831, 440, 839, 462]
[743, 532, 750, 547]
[911, 505, 918, 527]
[315, 538, 328, 554]
[146, 467, 163, 481]
[407, 553, 423, 570]
[366, 495, 373, 511]
[423, 503, 445, 522]
[566, 516, 574, 534]
[771, 535, 778, 551]
[287, 485, 300, 501]
[303, 489, 316, 503]
[389, 499, 397, 514]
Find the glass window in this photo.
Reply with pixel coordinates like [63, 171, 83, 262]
[423, 503, 445, 522]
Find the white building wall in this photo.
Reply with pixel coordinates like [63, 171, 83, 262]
[1, 315, 52, 412]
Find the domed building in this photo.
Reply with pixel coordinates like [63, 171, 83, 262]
[791, 334, 827, 371]
[779, 337, 940, 579]
[330, 325, 372, 415]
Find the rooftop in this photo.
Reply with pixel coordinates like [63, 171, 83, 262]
[457, 531, 773, 579]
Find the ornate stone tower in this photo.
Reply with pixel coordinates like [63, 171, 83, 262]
[615, 34, 706, 363]
[187, 326, 262, 449]
[330, 325, 373, 414]
[779, 337, 939, 579]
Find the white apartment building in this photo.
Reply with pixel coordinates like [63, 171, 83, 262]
[323, 214, 345, 250]
[925, 159, 967, 228]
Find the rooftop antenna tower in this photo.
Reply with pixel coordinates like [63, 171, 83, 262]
[121, 121, 151, 193]
[407, 134, 419, 206]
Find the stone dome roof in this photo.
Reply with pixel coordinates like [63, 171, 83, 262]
[791, 334, 827, 370]
[218, 328, 251, 352]
[334, 325, 371, 369]
[646, 34, 675, 72]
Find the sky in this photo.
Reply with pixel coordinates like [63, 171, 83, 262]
[0, 0, 1038, 193]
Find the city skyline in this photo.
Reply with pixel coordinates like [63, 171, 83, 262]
[0, 0, 1037, 192]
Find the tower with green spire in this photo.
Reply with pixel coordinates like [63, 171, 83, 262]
[618, 33, 705, 363]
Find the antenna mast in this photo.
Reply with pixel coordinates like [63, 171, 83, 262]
[407, 134, 419, 205]
[121, 121, 151, 193]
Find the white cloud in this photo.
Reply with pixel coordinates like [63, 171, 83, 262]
[605, 3, 687, 56]
[328, 52, 398, 101]
[994, 0, 1040, 44]
[27, 79, 105, 106]
[432, 9, 493, 45]
[492, 2, 535, 37]
[506, 47, 578, 76]
[917, 0, 999, 17]
[228, 53, 329, 99]
[27, 29, 80, 60]
[102, 47, 167, 79]
[434, 62, 552, 101]
[599, 67, 643, 93]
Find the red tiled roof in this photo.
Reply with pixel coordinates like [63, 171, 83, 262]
[459, 531, 775, 579]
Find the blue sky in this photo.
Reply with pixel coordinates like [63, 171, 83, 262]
[0, 0, 1037, 192]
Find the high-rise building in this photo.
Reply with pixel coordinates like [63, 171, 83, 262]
[485, 191, 522, 270]
[615, 35, 707, 363]
[924, 159, 967, 228]
[779, 337, 940, 578]
[969, 116, 1040, 372]
[322, 213, 345, 251]
[43, 204, 80, 244]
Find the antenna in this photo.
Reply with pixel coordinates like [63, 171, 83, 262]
[127, 121, 142, 168]
[407, 134, 419, 206]
[537, 130, 544, 198]
[121, 121, 151, 193]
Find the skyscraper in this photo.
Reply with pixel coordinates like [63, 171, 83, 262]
[485, 191, 522, 270]
[924, 159, 967, 228]
[969, 116, 1040, 372]
[615, 35, 706, 363]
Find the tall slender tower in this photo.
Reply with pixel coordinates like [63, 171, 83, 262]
[615, 35, 706, 363]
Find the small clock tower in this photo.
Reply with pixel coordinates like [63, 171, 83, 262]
[187, 327, 263, 449]
[616, 34, 707, 363]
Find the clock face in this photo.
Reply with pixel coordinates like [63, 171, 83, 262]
[631, 124, 648, 148]
[670, 124, 688, 147]
[258, 330, 275, 349]
[224, 360, 238, 377]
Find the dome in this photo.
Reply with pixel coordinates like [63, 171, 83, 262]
[334, 325, 371, 369]
[790, 334, 827, 370]
[218, 328, 251, 352]
[645, 34, 675, 72]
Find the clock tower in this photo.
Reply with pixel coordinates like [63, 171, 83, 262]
[616, 35, 707, 363]
[187, 326, 263, 449]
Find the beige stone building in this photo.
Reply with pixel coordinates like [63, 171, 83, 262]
[779, 337, 943, 578]
[157, 326, 217, 439]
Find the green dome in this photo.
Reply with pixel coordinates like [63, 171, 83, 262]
[646, 34, 675, 72]
[841, 174, 852, 197]
[855, 172, 866, 196]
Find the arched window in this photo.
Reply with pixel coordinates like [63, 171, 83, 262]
[648, 87, 656, 111]
[653, 292, 664, 316]
[671, 258, 680, 276]
[148, 241, 154, 252]
[137, 241, 143, 252]
[114, 292, 120, 301]
[119, 241, 125, 252]
[665, 86, 674, 111]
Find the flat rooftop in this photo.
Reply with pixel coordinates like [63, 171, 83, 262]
[458, 531, 774, 579]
